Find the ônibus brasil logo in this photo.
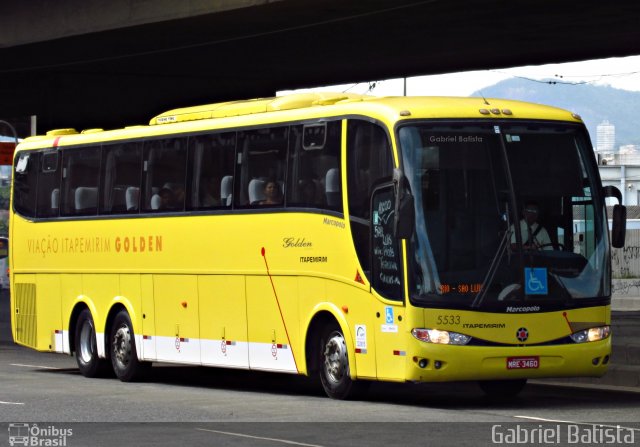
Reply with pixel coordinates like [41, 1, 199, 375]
[8, 423, 73, 446]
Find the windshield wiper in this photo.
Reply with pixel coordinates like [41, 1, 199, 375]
[473, 126, 524, 309]
[471, 227, 511, 308]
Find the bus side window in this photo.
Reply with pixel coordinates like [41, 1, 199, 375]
[235, 126, 287, 207]
[100, 142, 143, 214]
[13, 152, 39, 218]
[286, 121, 342, 211]
[60, 146, 102, 217]
[36, 150, 60, 218]
[142, 137, 187, 212]
[347, 120, 394, 277]
[187, 132, 236, 210]
[348, 121, 394, 219]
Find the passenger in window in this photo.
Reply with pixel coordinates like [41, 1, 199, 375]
[201, 177, 220, 207]
[259, 179, 282, 205]
[155, 184, 184, 210]
[158, 188, 174, 210]
[299, 179, 317, 206]
[172, 184, 185, 208]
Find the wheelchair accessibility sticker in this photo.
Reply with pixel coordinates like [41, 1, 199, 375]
[385, 306, 394, 324]
[524, 267, 548, 295]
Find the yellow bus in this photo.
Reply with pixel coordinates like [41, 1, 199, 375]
[10, 92, 627, 399]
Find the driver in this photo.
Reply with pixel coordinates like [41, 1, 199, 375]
[510, 201, 552, 250]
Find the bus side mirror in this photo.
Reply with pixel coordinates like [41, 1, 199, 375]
[393, 170, 415, 239]
[603, 185, 626, 248]
[611, 204, 626, 248]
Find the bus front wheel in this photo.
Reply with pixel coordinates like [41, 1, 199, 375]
[75, 309, 109, 377]
[319, 323, 365, 399]
[478, 379, 527, 398]
[110, 310, 149, 382]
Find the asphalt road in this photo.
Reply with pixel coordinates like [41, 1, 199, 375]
[1, 290, 639, 447]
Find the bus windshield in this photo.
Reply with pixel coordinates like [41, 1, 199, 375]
[399, 122, 610, 312]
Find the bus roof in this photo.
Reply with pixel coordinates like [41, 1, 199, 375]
[19, 93, 583, 150]
[149, 94, 582, 126]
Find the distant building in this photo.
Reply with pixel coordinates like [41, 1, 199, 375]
[600, 164, 640, 206]
[596, 120, 615, 153]
[620, 144, 639, 155]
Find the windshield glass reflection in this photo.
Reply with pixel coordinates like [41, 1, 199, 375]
[399, 122, 609, 311]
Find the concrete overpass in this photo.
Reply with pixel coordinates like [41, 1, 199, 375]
[1, 0, 639, 135]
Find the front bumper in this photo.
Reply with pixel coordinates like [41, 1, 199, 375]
[405, 337, 611, 382]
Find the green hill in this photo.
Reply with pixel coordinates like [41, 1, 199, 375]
[472, 78, 640, 148]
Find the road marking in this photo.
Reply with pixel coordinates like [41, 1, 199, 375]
[196, 428, 325, 447]
[0, 401, 24, 405]
[10, 363, 61, 370]
[515, 415, 640, 432]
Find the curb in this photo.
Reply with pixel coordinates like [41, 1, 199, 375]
[531, 379, 640, 394]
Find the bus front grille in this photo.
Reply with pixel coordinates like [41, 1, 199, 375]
[14, 283, 37, 348]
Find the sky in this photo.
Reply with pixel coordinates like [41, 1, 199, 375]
[279, 55, 640, 97]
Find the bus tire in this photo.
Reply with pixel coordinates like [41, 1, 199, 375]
[75, 309, 110, 377]
[318, 323, 364, 400]
[110, 310, 149, 382]
[478, 379, 527, 398]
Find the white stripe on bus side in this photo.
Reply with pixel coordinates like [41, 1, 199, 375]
[91, 332, 297, 373]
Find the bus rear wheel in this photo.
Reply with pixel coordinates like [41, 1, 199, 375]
[75, 309, 110, 377]
[319, 324, 365, 400]
[110, 310, 149, 382]
[478, 379, 527, 398]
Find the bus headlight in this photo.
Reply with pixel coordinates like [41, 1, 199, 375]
[411, 328, 472, 345]
[570, 325, 611, 343]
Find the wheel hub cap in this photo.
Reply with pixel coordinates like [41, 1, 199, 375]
[113, 325, 131, 369]
[323, 333, 347, 383]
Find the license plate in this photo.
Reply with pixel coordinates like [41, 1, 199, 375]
[506, 356, 539, 369]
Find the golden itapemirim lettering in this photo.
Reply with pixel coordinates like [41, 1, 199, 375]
[27, 236, 111, 258]
[115, 235, 163, 253]
[26, 235, 162, 256]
